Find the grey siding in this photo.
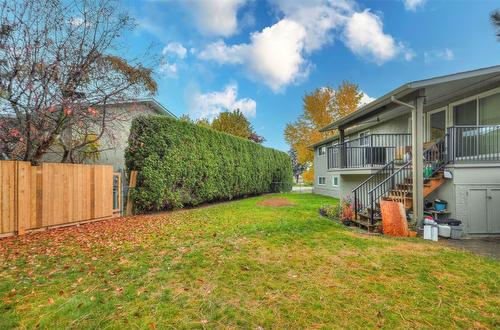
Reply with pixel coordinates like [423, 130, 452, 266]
[449, 165, 500, 235]
[42, 103, 171, 171]
[313, 143, 339, 198]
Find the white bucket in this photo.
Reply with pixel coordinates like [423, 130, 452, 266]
[424, 225, 432, 240]
[432, 225, 439, 241]
[424, 225, 439, 241]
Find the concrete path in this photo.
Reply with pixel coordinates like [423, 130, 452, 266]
[292, 186, 312, 193]
[440, 237, 500, 260]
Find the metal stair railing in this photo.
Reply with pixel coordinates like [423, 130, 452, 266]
[367, 160, 412, 224]
[365, 137, 449, 225]
[352, 160, 396, 220]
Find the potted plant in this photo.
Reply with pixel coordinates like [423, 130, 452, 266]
[341, 195, 354, 226]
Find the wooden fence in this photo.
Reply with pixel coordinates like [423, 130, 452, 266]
[0, 161, 120, 237]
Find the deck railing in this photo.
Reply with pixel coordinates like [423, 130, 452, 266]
[327, 133, 411, 169]
[447, 125, 500, 163]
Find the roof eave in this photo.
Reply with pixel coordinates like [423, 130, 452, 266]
[319, 83, 412, 132]
[319, 65, 500, 132]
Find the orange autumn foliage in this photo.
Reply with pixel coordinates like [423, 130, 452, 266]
[302, 168, 314, 183]
[284, 82, 364, 166]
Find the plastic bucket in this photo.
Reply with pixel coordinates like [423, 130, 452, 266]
[434, 200, 447, 211]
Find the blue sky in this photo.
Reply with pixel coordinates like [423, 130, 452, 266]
[122, 0, 500, 151]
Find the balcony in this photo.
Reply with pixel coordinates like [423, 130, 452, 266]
[327, 133, 411, 170]
[326, 126, 500, 171]
[448, 125, 500, 163]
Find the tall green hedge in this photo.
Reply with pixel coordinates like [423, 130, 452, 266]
[125, 115, 293, 212]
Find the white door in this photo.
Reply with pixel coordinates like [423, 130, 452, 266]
[468, 188, 488, 234]
[487, 188, 500, 233]
[467, 187, 500, 234]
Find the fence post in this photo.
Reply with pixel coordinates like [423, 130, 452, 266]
[16, 161, 32, 236]
[125, 170, 137, 216]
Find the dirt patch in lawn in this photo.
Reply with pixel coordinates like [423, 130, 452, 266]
[257, 197, 296, 207]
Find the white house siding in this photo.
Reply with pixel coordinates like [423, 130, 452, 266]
[313, 141, 340, 198]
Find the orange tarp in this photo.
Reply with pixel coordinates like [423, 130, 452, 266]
[380, 200, 409, 237]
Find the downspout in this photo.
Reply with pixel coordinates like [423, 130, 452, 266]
[390, 96, 415, 110]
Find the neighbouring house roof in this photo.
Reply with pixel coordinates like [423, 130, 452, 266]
[320, 65, 500, 132]
[109, 98, 177, 118]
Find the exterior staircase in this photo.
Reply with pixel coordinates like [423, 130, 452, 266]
[352, 138, 448, 231]
[382, 171, 446, 210]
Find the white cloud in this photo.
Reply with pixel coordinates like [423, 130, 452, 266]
[69, 17, 85, 26]
[246, 19, 308, 91]
[274, 0, 352, 53]
[197, 1, 412, 91]
[360, 91, 375, 106]
[189, 83, 256, 120]
[198, 40, 246, 64]
[403, 0, 426, 11]
[424, 48, 455, 63]
[159, 61, 178, 78]
[162, 42, 187, 59]
[343, 10, 400, 64]
[184, 0, 247, 37]
[198, 19, 309, 92]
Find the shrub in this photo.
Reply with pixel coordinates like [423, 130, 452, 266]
[319, 204, 341, 220]
[125, 115, 293, 212]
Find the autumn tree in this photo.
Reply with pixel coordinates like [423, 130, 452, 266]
[284, 82, 364, 181]
[179, 114, 210, 128]
[0, 0, 157, 163]
[491, 9, 500, 40]
[183, 109, 265, 143]
[211, 110, 252, 139]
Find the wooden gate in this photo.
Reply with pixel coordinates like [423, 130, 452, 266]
[0, 161, 119, 237]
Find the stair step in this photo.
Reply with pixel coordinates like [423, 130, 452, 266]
[388, 189, 412, 197]
[358, 211, 382, 221]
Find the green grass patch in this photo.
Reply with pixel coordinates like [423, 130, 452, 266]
[0, 193, 498, 329]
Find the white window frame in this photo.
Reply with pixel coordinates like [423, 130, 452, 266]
[332, 176, 339, 187]
[358, 130, 370, 147]
[448, 87, 500, 161]
[426, 107, 447, 141]
[450, 86, 500, 126]
[318, 176, 326, 185]
[318, 146, 326, 156]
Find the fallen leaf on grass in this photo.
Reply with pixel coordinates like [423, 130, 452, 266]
[137, 287, 147, 296]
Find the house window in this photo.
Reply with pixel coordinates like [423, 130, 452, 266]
[453, 91, 500, 126]
[332, 176, 339, 187]
[359, 131, 370, 146]
[318, 177, 326, 185]
[428, 110, 446, 140]
[452, 91, 500, 158]
[318, 146, 326, 155]
[453, 99, 477, 126]
[479, 92, 500, 125]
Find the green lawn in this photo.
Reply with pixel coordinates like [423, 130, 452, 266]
[1, 193, 498, 329]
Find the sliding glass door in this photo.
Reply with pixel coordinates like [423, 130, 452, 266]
[452, 91, 500, 160]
